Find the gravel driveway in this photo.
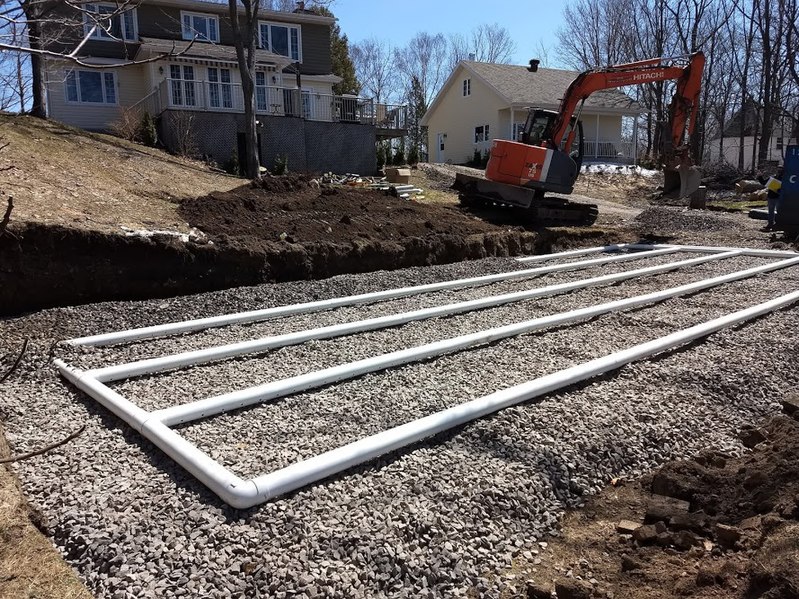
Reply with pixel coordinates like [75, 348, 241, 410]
[3, 244, 799, 598]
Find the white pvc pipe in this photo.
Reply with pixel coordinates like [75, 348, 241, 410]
[89, 250, 741, 382]
[152, 255, 799, 426]
[627, 243, 799, 258]
[515, 244, 628, 263]
[247, 287, 799, 504]
[68, 246, 672, 347]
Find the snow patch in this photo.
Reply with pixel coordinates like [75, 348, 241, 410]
[120, 226, 211, 244]
[581, 163, 659, 177]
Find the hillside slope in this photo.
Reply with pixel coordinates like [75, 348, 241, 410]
[0, 115, 241, 234]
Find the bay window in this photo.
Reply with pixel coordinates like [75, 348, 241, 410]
[65, 70, 117, 104]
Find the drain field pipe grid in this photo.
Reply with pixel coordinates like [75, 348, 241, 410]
[55, 245, 799, 508]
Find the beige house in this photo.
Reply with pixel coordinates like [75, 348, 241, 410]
[421, 61, 641, 165]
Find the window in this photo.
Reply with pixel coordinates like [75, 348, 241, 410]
[65, 70, 117, 104]
[512, 122, 525, 141]
[181, 12, 219, 43]
[255, 72, 270, 112]
[168, 64, 196, 107]
[777, 137, 784, 151]
[463, 78, 471, 96]
[208, 67, 233, 109]
[474, 124, 490, 143]
[84, 4, 137, 41]
[259, 21, 301, 61]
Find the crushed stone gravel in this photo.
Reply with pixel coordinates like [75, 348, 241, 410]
[3, 248, 799, 598]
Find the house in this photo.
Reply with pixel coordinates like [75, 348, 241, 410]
[39, 0, 406, 174]
[705, 100, 797, 170]
[421, 61, 641, 165]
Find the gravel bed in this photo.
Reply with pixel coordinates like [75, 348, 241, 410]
[3, 249, 799, 598]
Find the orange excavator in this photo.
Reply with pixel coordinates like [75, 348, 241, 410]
[452, 52, 706, 225]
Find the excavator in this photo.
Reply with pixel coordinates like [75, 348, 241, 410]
[452, 52, 706, 226]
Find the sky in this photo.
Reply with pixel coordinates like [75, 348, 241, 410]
[329, 1, 569, 69]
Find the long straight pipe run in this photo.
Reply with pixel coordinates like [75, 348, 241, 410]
[627, 243, 799, 258]
[152, 255, 799, 427]
[247, 287, 799, 505]
[68, 244, 666, 347]
[89, 250, 741, 382]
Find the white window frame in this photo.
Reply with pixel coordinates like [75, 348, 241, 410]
[258, 20, 302, 62]
[64, 69, 118, 105]
[463, 78, 471, 97]
[83, 3, 138, 42]
[474, 123, 490, 144]
[181, 11, 220, 43]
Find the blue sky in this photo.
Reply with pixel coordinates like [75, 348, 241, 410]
[330, 1, 568, 68]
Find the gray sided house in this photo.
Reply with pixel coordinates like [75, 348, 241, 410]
[40, 0, 406, 174]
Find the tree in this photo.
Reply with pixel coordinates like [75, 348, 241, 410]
[228, 0, 261, 179]
[395, 32, 448, 106]
[311, 6, 360, 95]
[406, 75, 427, 159]
[448, 23, 517, 69]
[352, 38, 397, 103]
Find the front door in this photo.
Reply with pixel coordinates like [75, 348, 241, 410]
[436, 133, 447, 162]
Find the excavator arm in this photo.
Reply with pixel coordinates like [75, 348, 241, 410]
[550, 52, 705, 197]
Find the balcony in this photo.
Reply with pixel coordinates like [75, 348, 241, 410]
[138, 79, 406, 131]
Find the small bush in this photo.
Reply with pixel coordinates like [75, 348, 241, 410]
[225, 149, 241, 176]
[376, 143, 386, 170]
[469, 148, 482, 167]
[393, 141, 405, 166]
[109, 106, 144, 141]
[273, 154, 288, 175]
[407, 144, 420, 166]
[140, 112, 158, 147]
[481, 149, 491, 168]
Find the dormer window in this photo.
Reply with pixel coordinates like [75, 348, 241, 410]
[181, 11, 219, 43]
[259, 21, 302, 62]
[463, 78, 471, 96]
[83, 4, 137, 42]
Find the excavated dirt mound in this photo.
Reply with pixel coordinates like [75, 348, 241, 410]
[517, 404, 799, 599]
[179, 180, 500, 250]
[1, 176, 625, 316]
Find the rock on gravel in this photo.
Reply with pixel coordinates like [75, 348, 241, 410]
[2, 250, 799, 598]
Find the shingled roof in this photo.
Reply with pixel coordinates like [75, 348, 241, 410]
[462, 61, 639, 111]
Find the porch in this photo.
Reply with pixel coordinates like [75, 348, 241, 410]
[134, 78, 407, 131]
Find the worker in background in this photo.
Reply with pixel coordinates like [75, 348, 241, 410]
[760, 166, 783, 231]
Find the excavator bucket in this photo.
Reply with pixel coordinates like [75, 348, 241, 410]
[663, 163, 702, 199]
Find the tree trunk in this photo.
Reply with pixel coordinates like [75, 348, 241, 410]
[757, 0, 773, 167]
[228, 0, 261, 180]
[28, 20, 46, 118]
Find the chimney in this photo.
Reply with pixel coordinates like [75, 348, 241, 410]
[527, 59, 540, 73]
[468, 53, 476, 61]
[295, 1, 305, 11]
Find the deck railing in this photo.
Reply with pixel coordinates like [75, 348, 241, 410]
[152, 79, 401, 127]
[584, 140, 635, 161]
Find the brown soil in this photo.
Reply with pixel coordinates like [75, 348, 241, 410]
[179, 177, 501, 251]
[512, 405, 799, 599]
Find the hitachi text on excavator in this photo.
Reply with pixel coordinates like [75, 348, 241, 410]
[452, 52, 706, 226]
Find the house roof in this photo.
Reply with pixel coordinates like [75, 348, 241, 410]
[421, 61, 640, 126]
[138, 37, 294, 66]
[720, 99, 799, 139]
[463, 61, 639, 110]
[147, 0, 336, 25]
